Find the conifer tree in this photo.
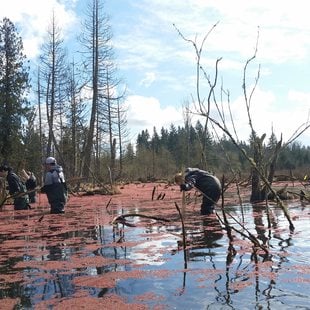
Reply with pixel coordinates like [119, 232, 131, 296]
[0, 18, 30, 162]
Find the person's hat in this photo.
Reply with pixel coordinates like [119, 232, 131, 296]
[45, 157, 56, 165]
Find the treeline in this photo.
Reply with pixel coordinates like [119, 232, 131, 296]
[120, 121, 310, 182]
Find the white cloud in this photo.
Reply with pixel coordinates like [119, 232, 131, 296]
[139, 72, 156, 88]
[185, 85, 310, 146]
[0, 0, 78, 59]
[126, 95, 183, 139]
[119, 0, 310, 67]
[125, 86, 310, 147]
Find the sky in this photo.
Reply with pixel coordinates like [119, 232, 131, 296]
[1, 0, 310, 147]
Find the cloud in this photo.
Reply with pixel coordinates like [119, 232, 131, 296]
[126, 95, 183, 140]
[116, 0, 310, 69]
[139, 72, 156, 88]
[190, 85, 310, 146]
[126, 88, 292, 146]
[0, 0, 78, 59]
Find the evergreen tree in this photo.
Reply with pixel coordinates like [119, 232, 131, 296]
[136, 129, 150, 151]
[22, 110, 42, 177]
[160, 127, 169, 149]
[0, 18, 30, 163]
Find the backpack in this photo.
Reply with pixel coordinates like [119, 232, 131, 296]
[10, 172, 27, 194]
[25, 176, 36, 190]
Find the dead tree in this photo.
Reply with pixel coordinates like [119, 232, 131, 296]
[175, 24, 310, 230]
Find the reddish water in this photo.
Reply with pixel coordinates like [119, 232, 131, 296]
[0, 182, 309, 309]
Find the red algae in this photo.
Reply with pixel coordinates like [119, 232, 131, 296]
[0, 181, 309, 309]
[0, 298, 20, 309]
[36, 294, 148, 310]
[72, 274, 116, 288]
[14, 255, 131, 271]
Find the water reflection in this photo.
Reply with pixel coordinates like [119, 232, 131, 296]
[184, 215, 224, 262]
[39, 246, 75, 300]
[0, 201, 309, 309]
[0, 246, 77, 308]
[252, 204, 269, 246]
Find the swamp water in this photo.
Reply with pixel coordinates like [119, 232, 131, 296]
[0, 187, 309, 309]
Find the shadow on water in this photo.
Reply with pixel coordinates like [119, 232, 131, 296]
[0, 201, 310, 309]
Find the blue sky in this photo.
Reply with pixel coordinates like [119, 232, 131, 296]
[1, 0, 310, 146]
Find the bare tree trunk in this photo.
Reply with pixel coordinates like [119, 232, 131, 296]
[82, 0, 100, 179]
[250, 135, 264, 202]
[117, 100, 123, 179]
[37, 68, 44, 183]
[110, 138, 116, 184]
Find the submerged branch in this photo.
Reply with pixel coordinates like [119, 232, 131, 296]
[175, 202, 188, 269]
[111, 213, 171, 227]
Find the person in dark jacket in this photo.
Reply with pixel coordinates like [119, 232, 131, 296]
[0, 164, 30, 210]
[175, 168, 221, 215]
[22, 169, 37, 203]
[41, 157, 68, 214]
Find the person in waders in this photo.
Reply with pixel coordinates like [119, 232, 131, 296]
[41, 157, 68, 214]
[175, 168, 221, 215]
[0, 164, 30, 210]
[21, 169, 37, 203]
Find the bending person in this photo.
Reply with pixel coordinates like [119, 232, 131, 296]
[175, 168, 221, 215]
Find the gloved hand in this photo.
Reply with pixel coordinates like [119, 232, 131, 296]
[180, 184, 187, 191]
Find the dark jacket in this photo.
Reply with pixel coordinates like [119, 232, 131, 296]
[182, 168, 221, 207]
[25, 173, 37, 203]
[25, 174, 37, 190]
[7, 171, 29, 210]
